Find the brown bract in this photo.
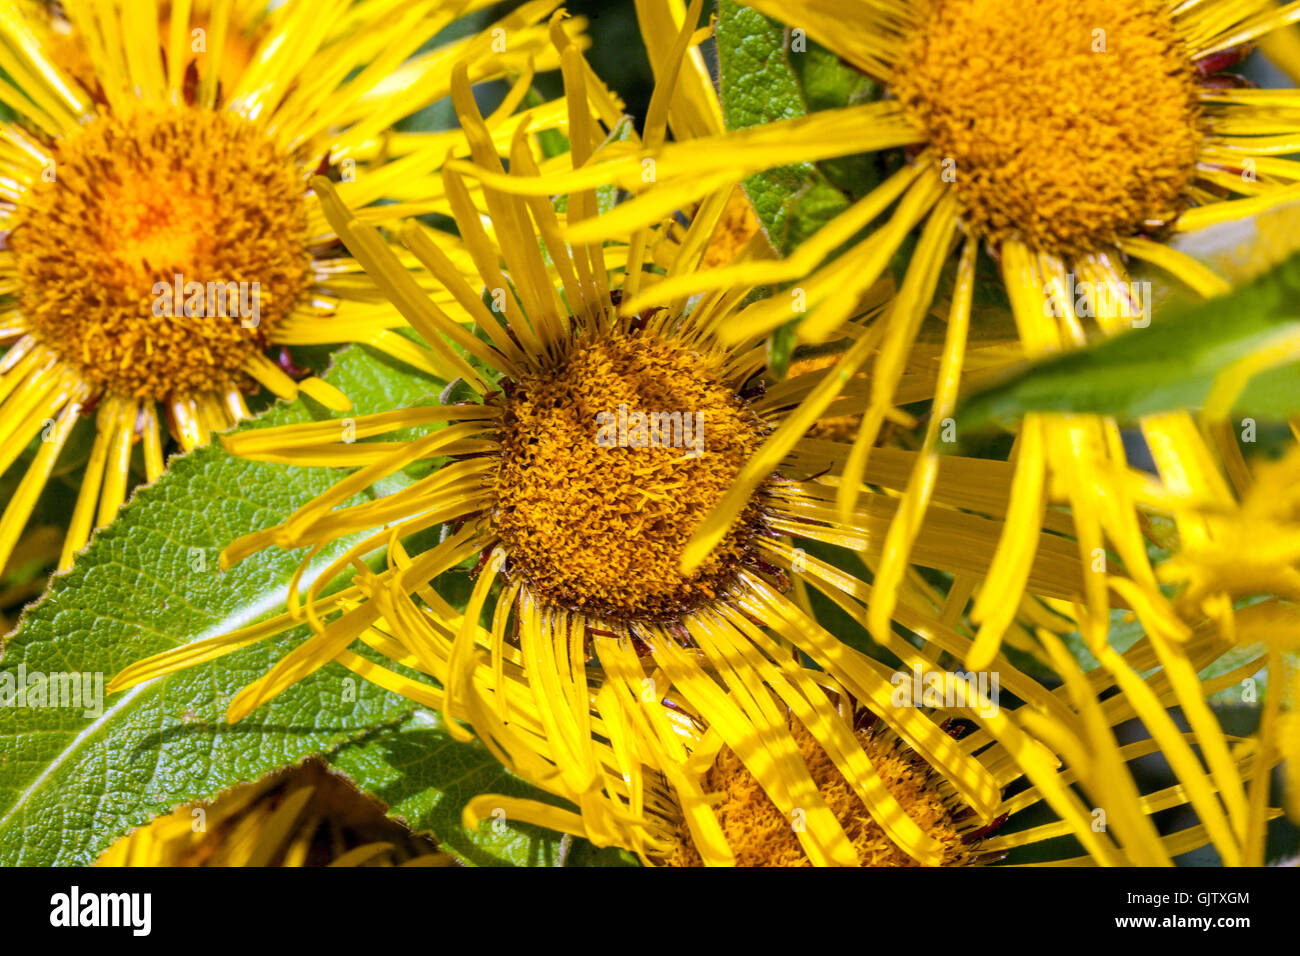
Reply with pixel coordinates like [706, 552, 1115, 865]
[10, 107, 311, 400]
[893, 0, 1203, 255]
[492, 329, 768, 621]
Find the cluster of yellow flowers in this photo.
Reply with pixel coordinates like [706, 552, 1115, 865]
[1, 0, 1298, 867]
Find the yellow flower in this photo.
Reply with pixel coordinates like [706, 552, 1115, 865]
[1159, 440, 1300, 832]
[0, 0, 578, 574]
[108, 21, 1130, 867]
[471, 0, 1300, 676]
[97, 759, 452, 867]
[656, 636, 1281, 867]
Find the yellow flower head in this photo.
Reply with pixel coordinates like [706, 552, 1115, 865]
[0, 0, 579, 574]
[664, 717, 988, 867]
[473, 0, 1300, 676]
[656, 675, 1274, 868]
[893, 0, 1203, 257]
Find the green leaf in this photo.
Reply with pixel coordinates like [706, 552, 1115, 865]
[716, 1, 877, 256]
[716, 3, 885, 361]
[786, 35, 879, 201]
[954, 249, 1300, 435]
[0, 346, 447, 865]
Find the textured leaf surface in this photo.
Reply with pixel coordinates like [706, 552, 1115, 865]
[0, 346, 444, 864]
[716, 1, 877, 255]
[0, 343, 596, 866]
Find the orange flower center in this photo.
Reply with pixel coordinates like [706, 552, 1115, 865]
[10, 107, 311, 401]
[492, 329, 767, 621]
[893, 0, 1203, 255]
